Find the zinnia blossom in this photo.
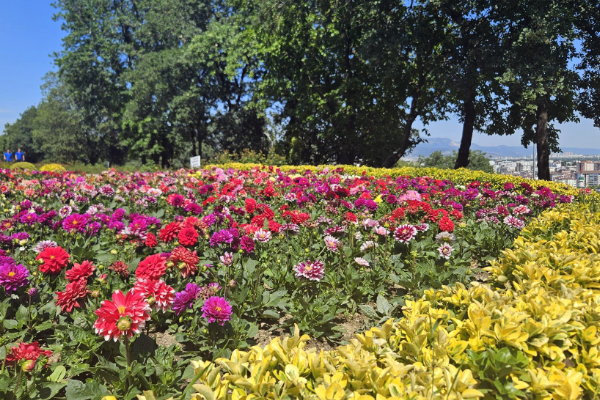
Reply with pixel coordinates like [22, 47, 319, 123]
[0, 262, 29, 294]
[65, 260, 95, 282]
[201, 296, 232, 325]
[62, 214, 87, 233]
[438, 217, 455, 232]
[293, 260, 325, 281]
[178, 227, 198, 246]
[159, 222, 181, 243]
[172, 283, 200, 315]
[94, 290, 151, 341]
[56, 279, 89, 313]
[145, 232, 158, 247]
[37, 246, 70, 274]
[136, 254, 168, 280]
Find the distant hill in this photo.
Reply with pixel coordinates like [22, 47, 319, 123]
[410, 137, 600, 157]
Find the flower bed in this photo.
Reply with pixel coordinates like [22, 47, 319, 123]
[183, 200, 600, 400]
[0, 165, 594, 399]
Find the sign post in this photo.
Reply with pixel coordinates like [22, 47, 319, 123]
[190, 156, 201, 169]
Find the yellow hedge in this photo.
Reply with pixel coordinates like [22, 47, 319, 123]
[10, 162, 36, 170]
[40, 163, 66, 172]
[182, 200, 600, 400]
[202, 163, 584, 197]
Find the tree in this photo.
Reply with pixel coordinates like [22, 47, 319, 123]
[417, 150, 493, 173]
[1, 106, 43, 162]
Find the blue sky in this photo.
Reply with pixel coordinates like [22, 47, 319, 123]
[1, 1, 598, 149]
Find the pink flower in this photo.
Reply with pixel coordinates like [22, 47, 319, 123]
[503, 216, 525, 230]
[201, 296, 232, 325]
[93, 290, 151, 341]
[293, 260, 325, 281]
[394, 225, 417, 243]
[253, 229, 272, 243]
[133, 279, 175, 313]
[324, 235, 340, 252]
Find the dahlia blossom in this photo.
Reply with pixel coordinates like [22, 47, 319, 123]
[109, 261, 130, 277]
[438, 243, 454, 259]
[201, 296, 232, 325]
[37, 246, 70, 274]
[178, 227, 199, 246]
[133, 278, 175, 312]
[503, 216, 525, 230]
[172, 283, 201, 315]
[56, 279, 89, 313]
[435, 232, 456, 244]
[6, 342, 52, 367]
[220, 252, 233, 266]
[355, 257, 370, 267]
[136, 254, 168, 280]
[394, 225, 417, 243]
[94, 290, 152, 341]
[324, 235, 340, 252]
[65, 260, 95, 282]
[293, 260, 325, 281]
[240, 236, 255, 253]
[360, 241, 378, 252]
[0, 262, 29, 294]
[62, 214, 88, 233]
[253, 229, 272, 243]
[170, 246, 199, 278]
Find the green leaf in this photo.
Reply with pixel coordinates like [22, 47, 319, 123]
[64, 379, 110, 400]
[376, 295, 392, 315]
[3, 319, 17, 329]
[30, 382, 66, 399]
[262, 310, 279, 319]
[48, 365, 67, 382]
[359, 304, 378, 319]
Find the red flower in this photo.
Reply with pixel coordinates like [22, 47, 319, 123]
[345, 212, 357, 222]
[178, 227, 198, 246]
[268, 220, 281, 232]
[37, 246, 70, 274]
[159, 222, 181, 243]
[450, 210, 463, 220]
[109, 261, 129, 277]
[170, 246, 199, 278]
[133, 278, 175, 312]
[245, 198, 257, 214]
[93, 290, 151, 341]
[145, 232, 158, 248]
[438, 217, 455, 232]
[65, 260, 95, 282]
[136, 254, 168, 280]
[6, 342, 52, 366]
[56, 279, 89, 313]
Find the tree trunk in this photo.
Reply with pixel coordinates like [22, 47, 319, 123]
[536, 98, 550, 181]
[382, 118, 415, 168]
[454, 93, 476, 169]
[190, 129, 197, 157]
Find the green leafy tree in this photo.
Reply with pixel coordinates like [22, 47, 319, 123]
[417, 150, 493, 173]
[1, 106, 43, 162]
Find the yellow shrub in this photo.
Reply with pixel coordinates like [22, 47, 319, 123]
[10, 162, 36, 170]
[185, 200, 600, 399]
[40, 163, 66, 173]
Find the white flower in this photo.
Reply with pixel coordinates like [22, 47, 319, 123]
[355, 257, 369, 267]
[360, 241, 378, 252]
[253, 229, 272, 243]
[438, 243, 454, 259]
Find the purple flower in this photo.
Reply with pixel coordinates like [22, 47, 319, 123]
[185, 203, 203, 214]
[19, 213, 38, 225]
[108, 220, 125, 232]
[201, 296, 232, 325]
[209, 229, 234, 247]
[0, 262, 29, 294]
[28, 287, 38, 297]
[10, 232, 30, 241]
[172, 283, 201, 315]
[86, 221, 101, 235]
[62, 214, 87, 233]
[112, 208, 126, 221]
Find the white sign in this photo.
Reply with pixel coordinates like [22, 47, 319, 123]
[190, 156, 201, 169]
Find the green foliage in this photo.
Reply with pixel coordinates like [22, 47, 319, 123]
[10, 162, 36, 171]
[415, 150, 493, 173]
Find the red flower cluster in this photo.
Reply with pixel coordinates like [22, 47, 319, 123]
[37, 246, 70, 274]
[438, 217, 455, 232]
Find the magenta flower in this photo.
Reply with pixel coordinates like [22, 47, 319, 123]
[240, 236, 255, 253]
[201, 296, 232, 325]
[173, 283, 201, 315]
[0, 262, 29, 294]
[62, 214, 87, 233]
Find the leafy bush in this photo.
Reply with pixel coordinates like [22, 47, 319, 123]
[40, 163, 66, 172]
[10, 162, 36, 170]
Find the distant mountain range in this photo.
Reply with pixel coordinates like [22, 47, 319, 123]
[410, 137, 600, 158]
